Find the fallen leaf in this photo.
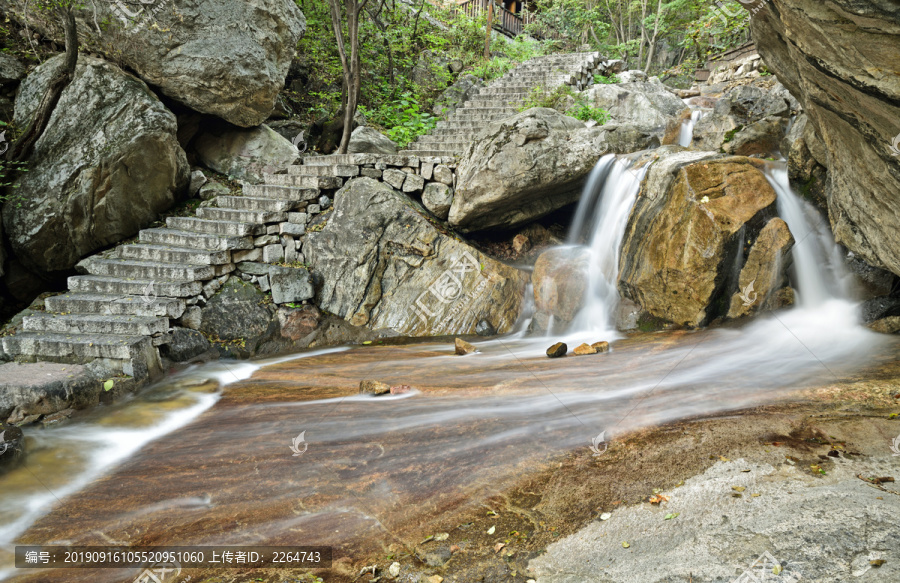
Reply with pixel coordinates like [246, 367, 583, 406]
[487, 526, 495, 535]
[388, 562, 400, 577]
[773, 565, 783, 575]
[434, 533, 449, 541]
[600, 513, 612, 521]
[622, 541, 630, 548]
[648, 494, 670, 505]
[719, 456, 730, 462]
[450, 545, 460, 553]
[741, 469, 751, 473]
[103, 379, 114, 391]
[363, 341, 372, 345]
[732, 486, 746, 492]
[494, 543, 506, 552]
[664, 513, 679, 520]
[870, 559, 886, 567]
[751, 493, 761, 498]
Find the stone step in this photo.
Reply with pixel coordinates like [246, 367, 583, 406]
[415, 134, 474, 146]
[429, 128, 479, 138]
[301, 153, 422, 167]
[405, 142, 468, 153]
[216, 195, 297, 213]
[241, 184, 321, 201]
[22, 313, 169, 337]
[2, 332, 152, 361]
[476, 86, 538, 95]
[397, 149, 458, 158]
[197, 206, 285, 224]
[118, 244, 230, 266]
[302, 153, 380, 166]
[263, 174, 343, 189]
[449, 113, 516, 123]
[463, 98, 526, 107]
[287, 164, 360, 177]
[166, 217, 264, 237]
[69, 275, 203, 298]
[45, 292, 186, 319]
[436, 120, 491, 130]
[82, 258, 216, 282]
[139, 228, 254, 252]
[457, 106, 518, 115]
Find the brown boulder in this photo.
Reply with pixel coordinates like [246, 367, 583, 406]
[619, 152, 779, 327]
[359, 380, 391, 395]
[727, 218, 795, 319]
[592, 341, 610, 353]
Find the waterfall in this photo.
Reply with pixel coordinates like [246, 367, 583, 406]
[565, 154, 646, 337]
[765, 163, 852, 306]
[678, 109, 703, 148]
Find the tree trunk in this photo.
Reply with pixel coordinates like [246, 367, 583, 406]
[6, 6, 78, 163]
[484, 0, 494, 60]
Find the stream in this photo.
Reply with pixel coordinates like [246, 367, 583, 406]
[0, 158, 895, 583]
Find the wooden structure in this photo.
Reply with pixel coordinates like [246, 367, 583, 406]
[454, 0, 536, 37]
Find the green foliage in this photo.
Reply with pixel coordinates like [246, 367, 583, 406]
[360, 91, 437, 148]
[593, 74, 621, 85]
[519, 84, 576, 112]
[568, 99, 610, 124]
[518, 84, 609, 124]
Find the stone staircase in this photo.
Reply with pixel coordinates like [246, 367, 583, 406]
[400, 51, 606, 157]
[0, 51, 609, 383]
[0, 168, 341, 380]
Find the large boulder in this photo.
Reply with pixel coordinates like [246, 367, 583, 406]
[751, 0, 900, 277]
[3, 55, 188, 276]
[193, 122, 299, 183]
[782, 114, 828, 209]
[451, 108, 656, 232]
[618, 149, 783, 327]
[348, 126, 398, 155]
[0, 0, 306, 127]
[692, 84, 791, 155]
[531, 247, 590, 331]
[305, 177, 528, 336]
[579, 80, 688, 137]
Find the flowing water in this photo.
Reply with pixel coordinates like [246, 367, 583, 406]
[1, 159, 895, 583]
[677, 108, 704, 147]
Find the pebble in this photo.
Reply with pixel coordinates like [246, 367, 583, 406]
[455, 337, 476, 355]
[573, 343, 597, 355]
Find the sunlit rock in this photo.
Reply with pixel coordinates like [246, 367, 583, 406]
[727, 218, 795, 319]
[546, 342, 567, 358]
[532, 247, 590, 331]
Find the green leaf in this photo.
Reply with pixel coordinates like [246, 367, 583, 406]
[103, 379, 114, 391]
[664, 513, 679, 520]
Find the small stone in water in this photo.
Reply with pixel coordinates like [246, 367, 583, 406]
[546, 342, 567, 358]
[359, 379, 391, 395]
[455, 337, 476, 355]
[390, 384, 412, 395]
[512, 233, 532, 254]
[475, 319, 496, 336]
[592, 341, 610, 353]
[573, 343, 596, 355]
[389, 561, 401, 577]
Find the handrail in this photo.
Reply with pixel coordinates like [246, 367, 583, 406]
[455, 0, 534, 37]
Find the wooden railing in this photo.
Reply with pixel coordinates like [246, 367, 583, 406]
[455, 0, 535, 37]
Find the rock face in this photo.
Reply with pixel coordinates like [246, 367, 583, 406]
[727, 218, 795, 319]
[0, 422, 24, 472]
[531, 247, 590, 331]
[750, 0, 900, 277]
[193, 123, 299, 183]
[199, 277, 276, 358]
[619, 150, 781, 327]
[692, 85, 790, 155]
[451, 108, 654, 232]
[305, 178, 528, 336]
[348, 126, 399, 155]
[580, 80, 687, 137]
[3, 55, 188, 276]
[0, 0, 307, 127]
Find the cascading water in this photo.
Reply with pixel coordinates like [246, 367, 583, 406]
[677, 109, 703, 147]
[765, 163, 852, 306]
[561, 154, 646, 339]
